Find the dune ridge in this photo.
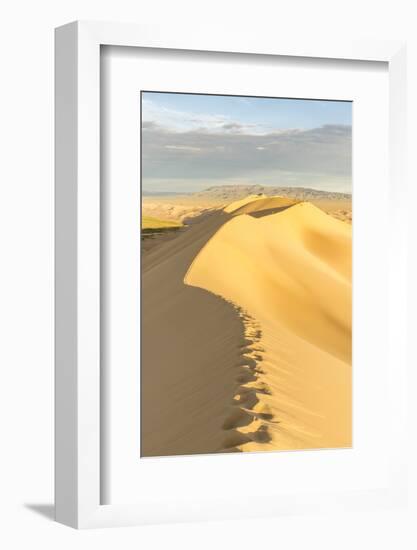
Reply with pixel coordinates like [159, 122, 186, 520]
[142, 195, 351, 456]
[225, 195, 299, 215]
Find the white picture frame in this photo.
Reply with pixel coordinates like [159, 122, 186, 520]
[55, 20, 407, 529]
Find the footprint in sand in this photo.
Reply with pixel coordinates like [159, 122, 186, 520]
[222, 408, 254, 430]
[220, 307, 276, 453]
[232, 390, 260, 409]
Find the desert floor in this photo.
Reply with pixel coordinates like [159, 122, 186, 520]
[141, 195, 352, 456]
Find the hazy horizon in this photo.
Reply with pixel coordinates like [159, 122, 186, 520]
[142, 183, 352, 196]
[141, 92, 352, 194]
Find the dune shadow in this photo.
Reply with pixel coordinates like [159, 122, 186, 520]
[248, 205, 293, 218]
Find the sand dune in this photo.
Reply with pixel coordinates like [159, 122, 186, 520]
[142, 198, 218, 225]
[223, 194, 265, 213]
[142, 196, 352, 456]
[225, 194, 298, 215]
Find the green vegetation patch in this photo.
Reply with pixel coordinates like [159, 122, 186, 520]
[141, 215, 182, 236]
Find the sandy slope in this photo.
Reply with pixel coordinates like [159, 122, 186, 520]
[142, 196, 352, 455]
[185, 201, 352, 451]
[141, 210, 246, 456]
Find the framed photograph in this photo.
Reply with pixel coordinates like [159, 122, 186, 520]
[55, 21, 407, 528]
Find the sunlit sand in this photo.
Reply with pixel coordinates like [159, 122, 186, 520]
[141, 195, 351, 456]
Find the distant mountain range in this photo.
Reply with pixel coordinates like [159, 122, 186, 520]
[142, 190, 185, 196]
[192, 185, 351, 201]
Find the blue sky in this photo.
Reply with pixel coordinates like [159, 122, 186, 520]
[141, 92, 352, 193]
[143, 92, 351, 133]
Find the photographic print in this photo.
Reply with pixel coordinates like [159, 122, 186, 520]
[141, 92, 352, 457]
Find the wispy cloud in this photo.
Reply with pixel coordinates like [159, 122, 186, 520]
[142, 98, 271, 135]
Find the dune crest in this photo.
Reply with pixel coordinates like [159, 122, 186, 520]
[223, 194, 266, 213]
[228, 195, 299, 217]
[185, 201, 352, 451]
